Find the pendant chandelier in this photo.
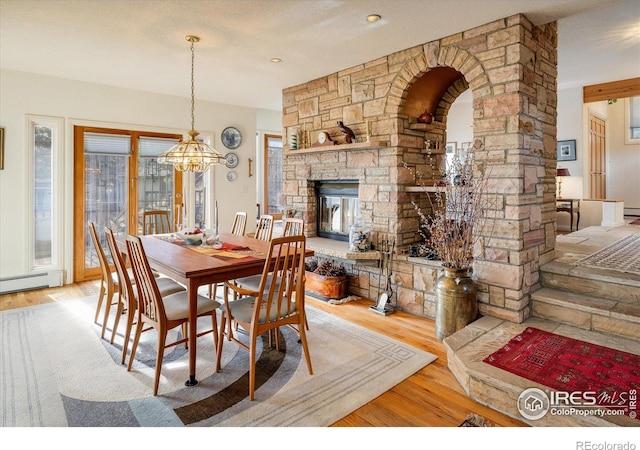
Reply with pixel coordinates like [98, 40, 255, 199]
[159, 35, 224, 172]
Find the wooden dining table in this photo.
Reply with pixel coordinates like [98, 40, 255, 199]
[135, 231, 314, 387]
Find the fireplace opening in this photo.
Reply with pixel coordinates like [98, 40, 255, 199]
[316, 180, 359, 242]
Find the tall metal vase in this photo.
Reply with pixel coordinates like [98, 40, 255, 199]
[435, 268, 478, 340]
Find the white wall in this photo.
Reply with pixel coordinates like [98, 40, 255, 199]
[445, 86, 638, 231]
[607, 98, 640, 213]
[0, 69, 273, 283]
[446, 94, 473, 146]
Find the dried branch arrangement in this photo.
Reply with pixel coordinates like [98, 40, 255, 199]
[411, 139, 491, 270]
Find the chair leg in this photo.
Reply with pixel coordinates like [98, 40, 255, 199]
[223, 284, 234, 341]
[181, 323, 188, 349]
[127, 321, 143, 371]
[249, 331, 258, 401]
[100, 286, 115, 339]
[209, 283, 218, 300]
[110, 298, 124, 344]
[153, 331, 167, 396]
[215, 313, 227, 372]
[211, 312, 219, 351]
[94, 282, 106, 323]
[121, 312, 134, 365]
[298, 317, 313, 375]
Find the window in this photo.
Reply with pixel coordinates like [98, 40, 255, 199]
[264, 134, 283, 217]
[626, 96, 640, 144]
[29, 116, 63, 270]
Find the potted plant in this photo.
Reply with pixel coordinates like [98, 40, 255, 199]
[305, 259, 349, 301]
[412, 139, 491, 340]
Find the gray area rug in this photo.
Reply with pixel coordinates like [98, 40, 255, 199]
[1, 297, 436, 427]
[575, 233, 640, 275]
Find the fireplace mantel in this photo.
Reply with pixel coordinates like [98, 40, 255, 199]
[284, 138, 388, 155]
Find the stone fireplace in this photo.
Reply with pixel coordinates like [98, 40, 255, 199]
[282, 14, 558, 323]
[316, 180, 359, 242]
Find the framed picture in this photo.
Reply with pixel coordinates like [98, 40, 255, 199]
[557, 139, 576, 161]
[0, 127, 4, 170]
[445, 142, 456, 154]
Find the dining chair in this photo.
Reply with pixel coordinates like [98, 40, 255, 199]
[215, 234, 312, 400]
[88, 220, 128, 340]
[104, 227, 185, 364]
[142, 210, 173, 235]
[208, 210, 249, 301]
[231, 211, 247, 236]
[227, 217, 306, 295]
[218, 213, 275, 333]
[125, 234, 221, 396]
[282, 218, 305, 237]
[223, 216, 310, 332]
[254, 214, 274, 241]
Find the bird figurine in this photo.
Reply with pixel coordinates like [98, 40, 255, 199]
[337, 121, 356, 144]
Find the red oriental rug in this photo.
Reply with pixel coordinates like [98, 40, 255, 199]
[483, 327, 640, 420]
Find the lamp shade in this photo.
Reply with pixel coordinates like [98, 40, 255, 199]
[557, 168, 570, 177]
[159, 130, 225, 172]
[158, 35, 224, 173]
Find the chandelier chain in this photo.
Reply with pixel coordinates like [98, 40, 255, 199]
[190, 38, 195, 132]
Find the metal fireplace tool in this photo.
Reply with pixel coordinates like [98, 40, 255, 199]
[370, 234, 396, 315]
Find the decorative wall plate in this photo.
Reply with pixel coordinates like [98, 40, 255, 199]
[221, 126, 242, 149]
[225, 152, 239, 168]
[226, 171, 237, 182]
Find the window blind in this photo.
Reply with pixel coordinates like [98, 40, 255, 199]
[84, 132, 131, 155]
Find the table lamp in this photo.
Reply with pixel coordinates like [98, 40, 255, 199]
[557, 168, 570, 198]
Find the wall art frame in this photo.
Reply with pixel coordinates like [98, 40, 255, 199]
[557, 139, 576, 161]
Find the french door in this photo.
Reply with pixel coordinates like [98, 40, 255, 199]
[588, 114, 606, 199]
[73, 126, 183, 281]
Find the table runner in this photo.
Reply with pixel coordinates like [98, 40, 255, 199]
[154, 235, 264, 264]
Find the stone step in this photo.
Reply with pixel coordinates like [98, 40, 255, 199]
[444, 316, 640, 427]
[540, 259, 640, 304]
[531, 287, 640, 342]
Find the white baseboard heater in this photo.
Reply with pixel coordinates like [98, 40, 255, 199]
[0, 270, 63, 294]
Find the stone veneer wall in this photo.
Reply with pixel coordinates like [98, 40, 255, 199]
[283, 14, 558, 323]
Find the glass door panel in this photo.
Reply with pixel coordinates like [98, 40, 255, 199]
[137, 136, 180, 233]
[83, 133, 130, 271]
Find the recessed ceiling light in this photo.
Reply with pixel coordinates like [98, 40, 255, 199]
[271, 58, 282, 63]
[366, 14, 381, 23]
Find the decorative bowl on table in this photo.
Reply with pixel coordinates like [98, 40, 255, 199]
[176, 228, 204, 245]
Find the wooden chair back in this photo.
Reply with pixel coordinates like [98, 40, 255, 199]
[283, 218, 305, 236]
[231, 211, 247, 236]
[254, 214, 274, 241]
[125, 235, 165, 326]
[88, 221, 111, 285]
[142, 210, 172, 235]
[254, 235, 307, 325]
[88, 220, 116, 328]
[104, 227, 133, 308]
[104, 226, 137, 354]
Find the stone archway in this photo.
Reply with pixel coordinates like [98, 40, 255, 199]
[282, 13, 558, 323]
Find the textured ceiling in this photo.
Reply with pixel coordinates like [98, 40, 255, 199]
[1, 0, 638, 111]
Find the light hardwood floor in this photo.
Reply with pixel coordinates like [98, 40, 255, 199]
[0, 280, 526, 427]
